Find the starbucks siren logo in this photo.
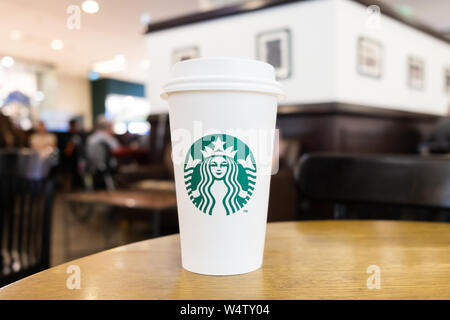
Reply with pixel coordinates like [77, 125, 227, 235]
[184, 134, 257, 215]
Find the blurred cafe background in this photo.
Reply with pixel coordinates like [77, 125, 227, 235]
[0, 0, 449, 286]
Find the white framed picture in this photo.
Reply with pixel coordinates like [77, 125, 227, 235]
[172, 46, 200, 65]
[408, 56, 425, 90]
[256, 28, 291, 80]
[357, 36, 383, 78]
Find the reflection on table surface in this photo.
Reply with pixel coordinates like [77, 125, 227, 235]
[1, 221, 449, 300]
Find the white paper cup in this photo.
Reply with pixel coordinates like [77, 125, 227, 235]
[161, 58, 284, 275]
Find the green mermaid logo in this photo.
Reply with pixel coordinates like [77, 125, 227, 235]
[184, 134, 257, 215]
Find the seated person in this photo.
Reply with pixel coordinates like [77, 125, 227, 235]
[29, 121, 58, 160]
[86, 117, 121, 189]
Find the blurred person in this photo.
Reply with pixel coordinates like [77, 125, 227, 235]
[419, 103, 450, 154]
[0, 113, 28, 148]
[85, 116, 121, 189]
[29, 121, 57, 158]
[86, 116, 120, 157]
[28, 121, 59, 179]
[0, 113, 16, 148]
[62, 118, 86, 191]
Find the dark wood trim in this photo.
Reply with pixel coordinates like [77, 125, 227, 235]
[277, 102, 441, 121]
[146, 0, 300, 33]
[145, 0, 449, 45]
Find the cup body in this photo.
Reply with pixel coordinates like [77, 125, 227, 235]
[163, 58, 282, 275]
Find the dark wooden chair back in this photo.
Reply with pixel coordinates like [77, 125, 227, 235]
[295, 153, 450, 216]
[147, 114, 170, 164]
[0, 149, 54, 287]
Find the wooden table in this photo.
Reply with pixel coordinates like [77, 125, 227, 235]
[63, 190, 177, 259]
[129, 179, 176, 192]
[64, 190, 177, 211]
[1, 221, 449, 299]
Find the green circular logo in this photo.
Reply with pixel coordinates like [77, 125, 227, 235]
[184, 134, 257, 215]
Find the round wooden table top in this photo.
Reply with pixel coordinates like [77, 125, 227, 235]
[1, 220, 449, 299]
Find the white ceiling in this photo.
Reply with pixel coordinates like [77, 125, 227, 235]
[0, 0, 199, 82]
[0, 0, 448, 83]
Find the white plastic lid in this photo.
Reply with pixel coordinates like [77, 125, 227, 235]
[161, 58, 284, 100]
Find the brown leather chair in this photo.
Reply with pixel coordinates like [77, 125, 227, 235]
[267, 167, 297, 222]
[295, 153, 450, 221]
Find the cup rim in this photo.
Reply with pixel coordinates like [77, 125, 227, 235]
[161, 58, 285, 100]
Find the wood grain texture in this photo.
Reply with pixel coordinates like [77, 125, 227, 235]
[64, 190, 177, 210]
[0, 221, 449, 299]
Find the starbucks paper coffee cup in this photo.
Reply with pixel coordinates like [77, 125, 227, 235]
[161, 58, 284, 275]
